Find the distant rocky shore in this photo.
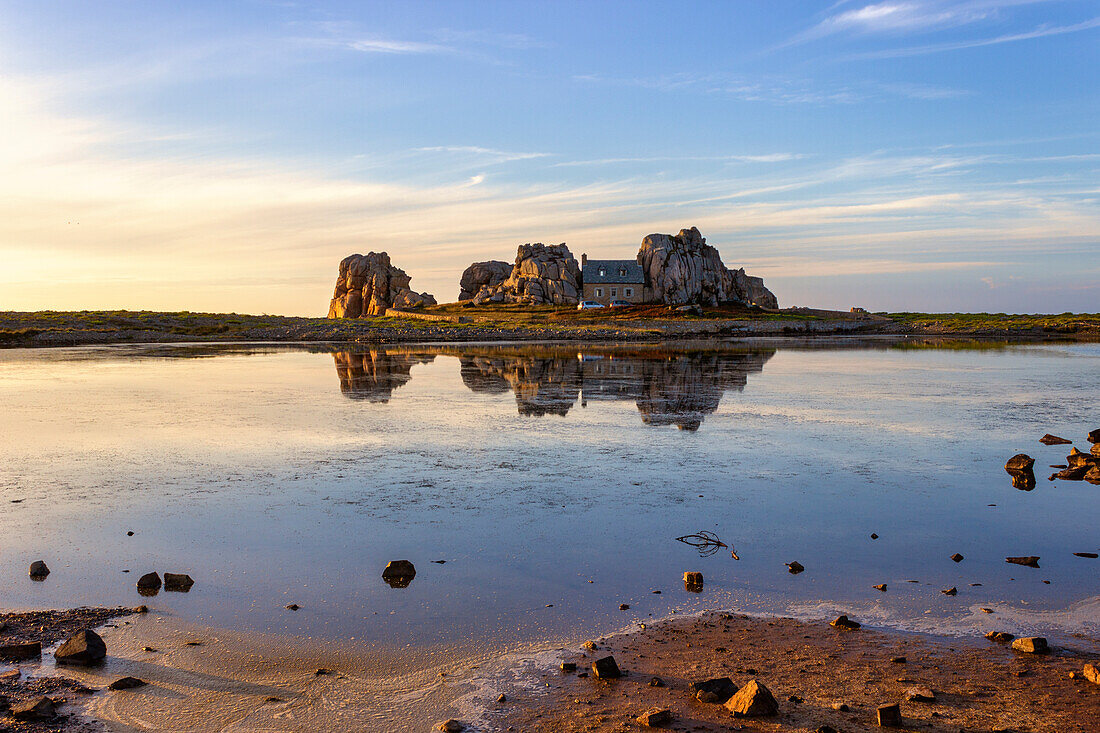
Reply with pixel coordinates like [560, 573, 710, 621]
[2, 308, 1098, 349]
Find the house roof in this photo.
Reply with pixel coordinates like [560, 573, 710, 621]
[583, 259, 645, 284]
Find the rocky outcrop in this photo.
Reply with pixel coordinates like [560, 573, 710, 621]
[724, 267, 779, 309]
[637, 227, 777, 308]
[328, 252, 436, 318]
[458, 261, 511, 301]
[469, 244, 581, 305]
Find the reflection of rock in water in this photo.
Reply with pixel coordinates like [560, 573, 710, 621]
[333, 351, 435, 402]
[460, 355, 581, 416]
[460, 348, 774, 428]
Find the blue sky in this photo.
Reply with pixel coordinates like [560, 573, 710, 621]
[1, 0, 1098, 314]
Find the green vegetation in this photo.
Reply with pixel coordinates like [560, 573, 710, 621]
[884, 311, 1100, 335]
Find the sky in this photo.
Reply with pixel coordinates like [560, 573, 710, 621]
[1, 0, 1098, 315]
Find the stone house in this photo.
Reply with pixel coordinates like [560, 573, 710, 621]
[580, 254, 646, 305]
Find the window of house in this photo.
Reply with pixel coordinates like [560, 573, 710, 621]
[611, 288, 617, 297]
[598, 267, 606, 277]
[619, 267, 627, 276]
[624, 287, 633, 297]
[595, 288, 603, 297]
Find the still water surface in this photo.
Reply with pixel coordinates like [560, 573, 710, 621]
[1, 340, 1097, 651]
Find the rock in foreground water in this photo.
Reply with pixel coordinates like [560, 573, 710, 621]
[1012, 637, 1048, 654]
[28, 560, 49, 578]
[1005, 453, 1035, 471]
[55, 628, 106, 665]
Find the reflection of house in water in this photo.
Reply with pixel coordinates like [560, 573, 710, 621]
[460, 347, 774, 430]
[334, 346, 774, 429]
[333, 351, 435, 401]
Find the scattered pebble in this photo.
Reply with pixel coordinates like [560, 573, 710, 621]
[786, 561, 804, 574]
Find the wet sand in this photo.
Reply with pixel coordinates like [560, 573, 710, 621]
[475, 611, 1100, 733]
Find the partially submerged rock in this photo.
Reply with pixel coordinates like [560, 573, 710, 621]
[0, 641, 41, 660]
[55, 628, 107, 666]
[1040, 434, 1072, 445]
[1087, 428, 1100, 443]
[381, 560, 416, 588]
[786, 561, 804, 574]
[1006, 556, 1040, 568]
[11, 696, 56, 720]
[136, 572, 162, 594]
[724, 679, 778, 717]
[164, 573, 194, 592]
[683, 571, 703, 592]
[831, 615, 861, 630]
[1012, 636, 1048, 654]
[1005, 454, 1035, 471]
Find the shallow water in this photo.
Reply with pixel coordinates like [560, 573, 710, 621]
[1, 339, 1098, 656]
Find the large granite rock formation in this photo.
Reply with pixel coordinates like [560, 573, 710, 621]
[637, 227, 777, 308]
[328, 252, 436, 318]
[468, 244, 581, 305]
[458, 261, 511, 301]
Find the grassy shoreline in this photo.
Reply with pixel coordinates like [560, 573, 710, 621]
[1, 306, 1098, 348]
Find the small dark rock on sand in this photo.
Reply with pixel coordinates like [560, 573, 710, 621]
[831, 615, 861, 630]
[592, 655, 621, 679]
[877, 702, 902, 727]
[689, 677, 737, 704]
[648, 676, 664, 687]
[560, 662, 576, 673]
[725, 679, 778, 717]
[619, 603, 630, 610]
[11, 696, 56, 720]
[906, 686, 936, 702]
[437, 720, 464, 732]
[1012, 636, 1048, 654]
[942, 587, 957, 595]
[873, 583, 887, 592]
[55, 629, 106, 666]
[635, 707, 672, 727]
[28, 560, 49, 579]
[109, 676, 147, 690]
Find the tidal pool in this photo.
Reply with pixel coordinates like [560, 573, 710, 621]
[1, 339, 1098, 657]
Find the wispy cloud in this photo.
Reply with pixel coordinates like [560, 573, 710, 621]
[553, 153, 806, 167]
[846, 15, 1100, 58]
[785, 0, 1049, 47]
[414, 146, 551, 163]
[346, 38, 451, 54]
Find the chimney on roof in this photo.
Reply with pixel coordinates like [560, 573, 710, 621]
[581, 253, 587, 267]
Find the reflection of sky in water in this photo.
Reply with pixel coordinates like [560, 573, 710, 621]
[0, 342, 1097, 650]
